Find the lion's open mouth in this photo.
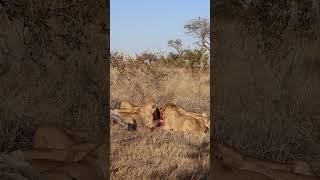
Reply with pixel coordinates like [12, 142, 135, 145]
[153, 107, 161, 121]
[158, 119, 164, 127]
[153, 107, 164, 127]
[160, 111, 164, 120]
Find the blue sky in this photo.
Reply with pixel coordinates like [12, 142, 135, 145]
[111, 0, 209, 55]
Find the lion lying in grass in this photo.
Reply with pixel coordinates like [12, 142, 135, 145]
[211, 154, 273, 180]
[112, 101, 209, 136]
[160, 103, 209, 136]
[9, 127, 106, 180]
[213, 143, 319, 180]
[171, 105, 210, 129]
[114, 101, 140, 113]
[0, 153, 40, 180]
[112, 102, 158, 131]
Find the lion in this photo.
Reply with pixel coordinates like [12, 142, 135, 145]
[201, 112, 209, 117]
[10, 126, 106, 180]
[160, 103, 209, 136]
[173, 106, 210, 129]
[115, 101, 140, 113]
[213, 143, 319, 179]
[31, 127, 78, 149]
[211, 154, 273, 180]
[115, 102, 158, 130]
[0, 152, 40, 180]
[157, 104, 210, 129]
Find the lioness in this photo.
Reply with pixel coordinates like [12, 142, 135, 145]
[115, 101, 140, 113]
[173, 106, 210, 129]
[161, 103, 209, 136]
[201, 112, 209, 117]
[0, 153, 40, 180]
[214, 143, 319, 179]
[115, 102, 158, 130]
[10, 126, 106, 180]
[211, 154, 273, 180]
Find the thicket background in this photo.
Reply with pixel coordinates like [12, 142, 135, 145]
[110, 16, 210, 179]
[110, 16, 210, 112]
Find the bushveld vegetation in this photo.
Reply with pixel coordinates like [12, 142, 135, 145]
[110, 17, 210, 179]
[110, 17, 210, 109]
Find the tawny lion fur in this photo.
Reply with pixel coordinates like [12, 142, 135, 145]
[8, 126, 106, 180]
[115, 102, 157, 128]
[173, 105, 210, 129]
[161, 103, 208, 136]
[115, 101, 140, 113]
[213, 143, 319, 180]
[211, 153, 273, 180]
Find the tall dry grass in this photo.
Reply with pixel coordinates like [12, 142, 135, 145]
[111, 65, 210, 114]
[111, 125, 209, 179]
[110, 63, 210, 179]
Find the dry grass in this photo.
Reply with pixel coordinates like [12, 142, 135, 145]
[111, 125, 209, 179]
[111, 66, 210, 114]
[110, 65, 210, 179]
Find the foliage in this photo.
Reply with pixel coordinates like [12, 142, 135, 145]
[183, 49, 209, 70]
[168, 38, 184, 58]
[110, 16, 210, 71]
[184, 17, 210, 52]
